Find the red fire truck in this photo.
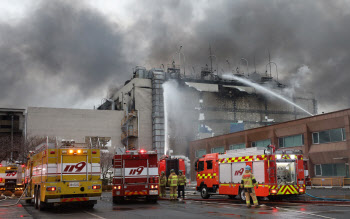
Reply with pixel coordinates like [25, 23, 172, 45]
[112, 149, 159, 204]
[158, 155, 186, 178]
[195, 146, 306, 201]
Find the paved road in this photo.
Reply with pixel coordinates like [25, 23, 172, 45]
[22, 192, 350, 219]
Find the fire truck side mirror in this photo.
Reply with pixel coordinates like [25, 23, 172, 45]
[112, 159, 114, 165]
[194, 160, 198, 171]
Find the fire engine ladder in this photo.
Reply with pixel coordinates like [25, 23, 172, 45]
[114, 156, 123, 184]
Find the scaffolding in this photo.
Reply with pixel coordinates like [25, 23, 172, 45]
[151, 69, 165, 157]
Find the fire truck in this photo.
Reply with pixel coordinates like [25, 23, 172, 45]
[0, 163, 25, 192]
[25, 140, 102, 210]
[195, 146, 306, 200]
[112, 149, 159, 204]
[158, 155, 186, 178]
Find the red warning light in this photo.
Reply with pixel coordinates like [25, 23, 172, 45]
[139, 149, 146, 153]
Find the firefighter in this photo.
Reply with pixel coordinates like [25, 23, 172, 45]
[159, 171, 167, 198]
[177, 170, 186, 199]
[168, 169, 178, 200]
[240, 165, 259, 208]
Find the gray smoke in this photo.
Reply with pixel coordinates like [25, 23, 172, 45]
[1, 0, 350, 112]
[131, 0, 350, 112]
[0, 1, 131, 108]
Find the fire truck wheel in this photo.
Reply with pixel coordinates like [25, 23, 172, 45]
[113, 196, 124, 204]
[37, 189, 46, 211]
[146, 196, 158, 203]
[239, 189, 246, 202]
[34, 188, 38, 209]
[85, 202, 95, 209]
[200, 186, 210, 199]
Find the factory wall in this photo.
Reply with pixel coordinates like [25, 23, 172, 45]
[189, 109, 350, 181]
[26, 107, 124, 150]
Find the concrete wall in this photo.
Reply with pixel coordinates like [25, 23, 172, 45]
[26, 107, 124, 151]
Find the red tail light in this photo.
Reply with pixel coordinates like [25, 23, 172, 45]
[92, 185, 101, 190]
[46, 186, 56, 191]
[139, 149, 146, 153]
[299, 188, 305, 193]
[92, 151, 97, 154]
[50, 151, 55, 154]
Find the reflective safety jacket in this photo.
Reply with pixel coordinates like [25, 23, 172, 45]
[168, 174, 178, 187]
[241, 173, 257, 188]
[159, 175, 167, 186]
[178, 175, 186, 186]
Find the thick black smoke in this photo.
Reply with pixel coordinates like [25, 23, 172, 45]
[0, 0, 131, 108]
[1, 0, 350, 112]
[132, 0, 350, 112]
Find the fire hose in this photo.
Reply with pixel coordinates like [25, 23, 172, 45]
[0, 179, 32, 207]
[305, 192, 350, 202]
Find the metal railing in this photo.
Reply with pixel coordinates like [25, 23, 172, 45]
[311, 177, 350, 187]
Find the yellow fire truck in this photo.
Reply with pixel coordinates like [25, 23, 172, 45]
[25, 140, 102, 211]
[0, 163, 25, 192]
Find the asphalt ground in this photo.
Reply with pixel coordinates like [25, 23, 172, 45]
[17, 190, 350, 219]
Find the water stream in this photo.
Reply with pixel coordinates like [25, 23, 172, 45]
[222, 74, 314, 116]
[163, 82, 170, 155]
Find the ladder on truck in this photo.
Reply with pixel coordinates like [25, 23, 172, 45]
[114, 156, 123, 184]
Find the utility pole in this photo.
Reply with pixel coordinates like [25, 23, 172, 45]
[10, 114, 14, 162]
[268, 50, 272, 77]
[209, 46, 213, 73]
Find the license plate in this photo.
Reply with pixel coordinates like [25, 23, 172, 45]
[69, 182, 80, 187]
[149, 190, 158, 195]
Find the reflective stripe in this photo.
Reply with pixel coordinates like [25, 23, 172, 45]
[169, 175, 178, 186]
[159, 176, 167, 186]
[178, 175, 186, 185]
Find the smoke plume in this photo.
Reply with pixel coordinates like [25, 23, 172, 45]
[1, 0, 350, 112]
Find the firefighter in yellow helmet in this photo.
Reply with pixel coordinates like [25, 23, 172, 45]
[168, 169, 178, 200]
[177, 170, 186, 199]
[159, 171, 167, 198]
[240, 165, 259, 208]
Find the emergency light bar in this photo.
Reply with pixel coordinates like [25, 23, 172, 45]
[61, 149, 87, 155]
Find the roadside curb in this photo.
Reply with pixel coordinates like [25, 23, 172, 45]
[159, 197, 350, 205]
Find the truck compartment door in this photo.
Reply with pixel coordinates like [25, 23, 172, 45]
[61, 155, 88, 181]
[253, 161, 265, 184]
[231, 163, 246, 183]
[219, 163, 231, 184]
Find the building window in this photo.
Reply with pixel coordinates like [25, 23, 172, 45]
[251, 139, 271, 148]
[315, 164, 321, 176]
[279, 134, 304, 148]
[314, 163, 349, 177]
[312, 128, 346, 144]
[195, 149, 206, 158]
[211, 146, 225, 153]
[229, 143, 246, 150]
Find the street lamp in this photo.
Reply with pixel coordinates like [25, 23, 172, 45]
[177, 46, 186, 77]
[265, 62, 279, 82]
[241, 58, 249, 76]
[226, 59, 231, 73]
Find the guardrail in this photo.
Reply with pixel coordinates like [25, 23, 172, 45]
[311, 178, 350, 187]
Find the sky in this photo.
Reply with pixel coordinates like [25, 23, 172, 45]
[1, 0, 350, 113]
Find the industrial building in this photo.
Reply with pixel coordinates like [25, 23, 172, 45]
[98, 64, 317, 158]
[0, 108, 26, 161]
[189, 108, 350, 184]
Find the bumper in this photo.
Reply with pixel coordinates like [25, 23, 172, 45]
[46, 196, 100, 203]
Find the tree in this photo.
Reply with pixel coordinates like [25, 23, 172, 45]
[100, 150, 114, 185]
